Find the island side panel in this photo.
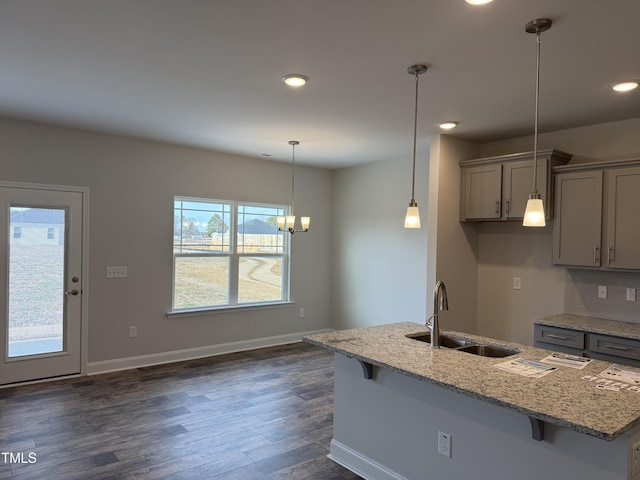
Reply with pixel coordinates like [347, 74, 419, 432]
[330, 353, 632, 480]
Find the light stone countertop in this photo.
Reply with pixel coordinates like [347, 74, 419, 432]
[303, 321, 640, 441]
[535, 314, 640, 340]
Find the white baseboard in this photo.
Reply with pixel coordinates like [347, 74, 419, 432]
[87, 329, 331, 375]
[328, 439, 410, 480]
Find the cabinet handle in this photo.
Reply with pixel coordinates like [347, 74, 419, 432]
[593, 245, 599, 264]
[506, 200, 510, 214]
[608, 246, 615, 265]
[548, 334, 569, 341]
[495, 200, 500, 217]
[603, 344, 630, 351]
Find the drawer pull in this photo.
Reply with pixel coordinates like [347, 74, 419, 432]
[603, 344, 630, 351]
[496, 200, 500, 217]
[548, 334, 569, 341]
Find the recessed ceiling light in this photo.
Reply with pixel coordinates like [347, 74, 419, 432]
[439, 121, 459, 130]
[282, 74, 309, 87]
[611, 81, 638, 92]
[465, 0, 494, 5]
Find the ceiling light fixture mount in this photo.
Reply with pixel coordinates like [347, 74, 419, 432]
[404, 64, 428, 229]
[277, 141, 310, 234]
[282, 74, 309, 87]
[523, 18, 552, 228]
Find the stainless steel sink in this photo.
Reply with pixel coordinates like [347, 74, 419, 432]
[407, 333, 472, 348]
[455, 344, 519, 358]
[407, 333, 520, 357]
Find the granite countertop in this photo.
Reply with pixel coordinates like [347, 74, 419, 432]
[535, 313, 640, 340]
[303, 322, 640, 441]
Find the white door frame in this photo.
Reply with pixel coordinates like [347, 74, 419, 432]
[0, 180, 89, 385]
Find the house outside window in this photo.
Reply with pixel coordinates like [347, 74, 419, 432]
[172, 196, 289, 311]
[13, 227, 21, 239]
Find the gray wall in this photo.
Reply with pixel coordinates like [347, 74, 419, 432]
[4, 114, 640, 368]
[331, 148, 429, 329]
[0, 117, 333, 364]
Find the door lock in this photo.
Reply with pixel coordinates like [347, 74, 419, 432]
[65, 289, 80, 296]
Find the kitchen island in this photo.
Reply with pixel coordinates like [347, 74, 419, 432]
[304, 322, 640, 480]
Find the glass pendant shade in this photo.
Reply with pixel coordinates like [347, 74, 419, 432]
[276, 216, 286, 230]
[523, 197, 546, 227]
[404, 204, 421, 228]
[285, 216, 296, 230]
[300, 217, 311, 231]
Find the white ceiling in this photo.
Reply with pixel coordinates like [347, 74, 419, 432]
[1, 0, 638, 168]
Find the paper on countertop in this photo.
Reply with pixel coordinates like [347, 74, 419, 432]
[598, 364, 640, 385]
[540, 352, 592, 370]
[493, 358, 556, 378]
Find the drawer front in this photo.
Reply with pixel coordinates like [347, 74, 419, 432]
[534, 324, 585, 349]
[590, 334, 640, 361]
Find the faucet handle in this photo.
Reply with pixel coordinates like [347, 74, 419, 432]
[426, 316, 433, 328]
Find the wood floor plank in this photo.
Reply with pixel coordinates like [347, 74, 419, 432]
[0, 343, 360, 479]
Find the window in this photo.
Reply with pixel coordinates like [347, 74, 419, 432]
[172, 196, 289, 311]
[13, 227, 21, 239]
[47, 227, 55, 240]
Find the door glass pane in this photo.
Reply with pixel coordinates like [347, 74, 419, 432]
[173, 256, 230, 309]
[238, 256, 283, 304]
[8, 207, 65, 357]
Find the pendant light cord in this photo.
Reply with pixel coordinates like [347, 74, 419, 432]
[411, 71, 419, 204]
[532, 30, 541, 197]
[290, 141, 296, 216]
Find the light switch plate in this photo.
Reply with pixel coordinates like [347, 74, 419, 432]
[598, 285, 607, 299]
[106, 266, 128, 278]
[513, 277, 521, 290]
[627, 288, 637, 302]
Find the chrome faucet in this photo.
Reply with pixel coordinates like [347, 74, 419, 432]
[426, 280, 449, 348]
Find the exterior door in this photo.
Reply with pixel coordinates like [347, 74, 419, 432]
[0, 184, 85, 385]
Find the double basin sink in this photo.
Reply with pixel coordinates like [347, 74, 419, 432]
[407, 332, 521, 358]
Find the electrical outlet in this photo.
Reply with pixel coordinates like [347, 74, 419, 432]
[438, 431, 451, 458]
[598, 285, 607, 299]
[129, 326, 137, 338]
[513, 277, 521, 290]
[106, 266, 128, 278]
[627, 288, 637, 302]
[299, 308, 305, 318]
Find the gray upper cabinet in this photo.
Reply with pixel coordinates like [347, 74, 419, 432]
[553, 170, 603, 267]
[461, 164, 502, 220]
[553, 160, 640, 270]
[459, 149, 572, 222]
[606, 166, 640, 270]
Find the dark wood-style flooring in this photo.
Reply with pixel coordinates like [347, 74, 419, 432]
[0, 343, 362, 480]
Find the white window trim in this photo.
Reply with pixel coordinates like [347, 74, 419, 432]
[170, 196, 291, 314]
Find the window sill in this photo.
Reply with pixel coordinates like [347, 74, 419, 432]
[166, 301, 295, 319]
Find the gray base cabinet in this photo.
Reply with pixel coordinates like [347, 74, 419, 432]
[534, 324, 640, 368]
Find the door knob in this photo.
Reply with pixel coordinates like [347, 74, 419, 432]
[65, 289, 80, 296]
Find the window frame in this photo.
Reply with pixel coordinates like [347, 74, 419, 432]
[171, 196, 291, 314]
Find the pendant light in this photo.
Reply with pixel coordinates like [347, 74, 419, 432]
[522, 18, 552, 227]
[276, 141, 310, 234]
[404, 64, 427, 229]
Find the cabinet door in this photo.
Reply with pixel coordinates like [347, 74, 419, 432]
[606, 167, 640, 269]
[503, 159, 548, 219]
[461, 164, 502, 220]
[553, 171, 603, 266]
